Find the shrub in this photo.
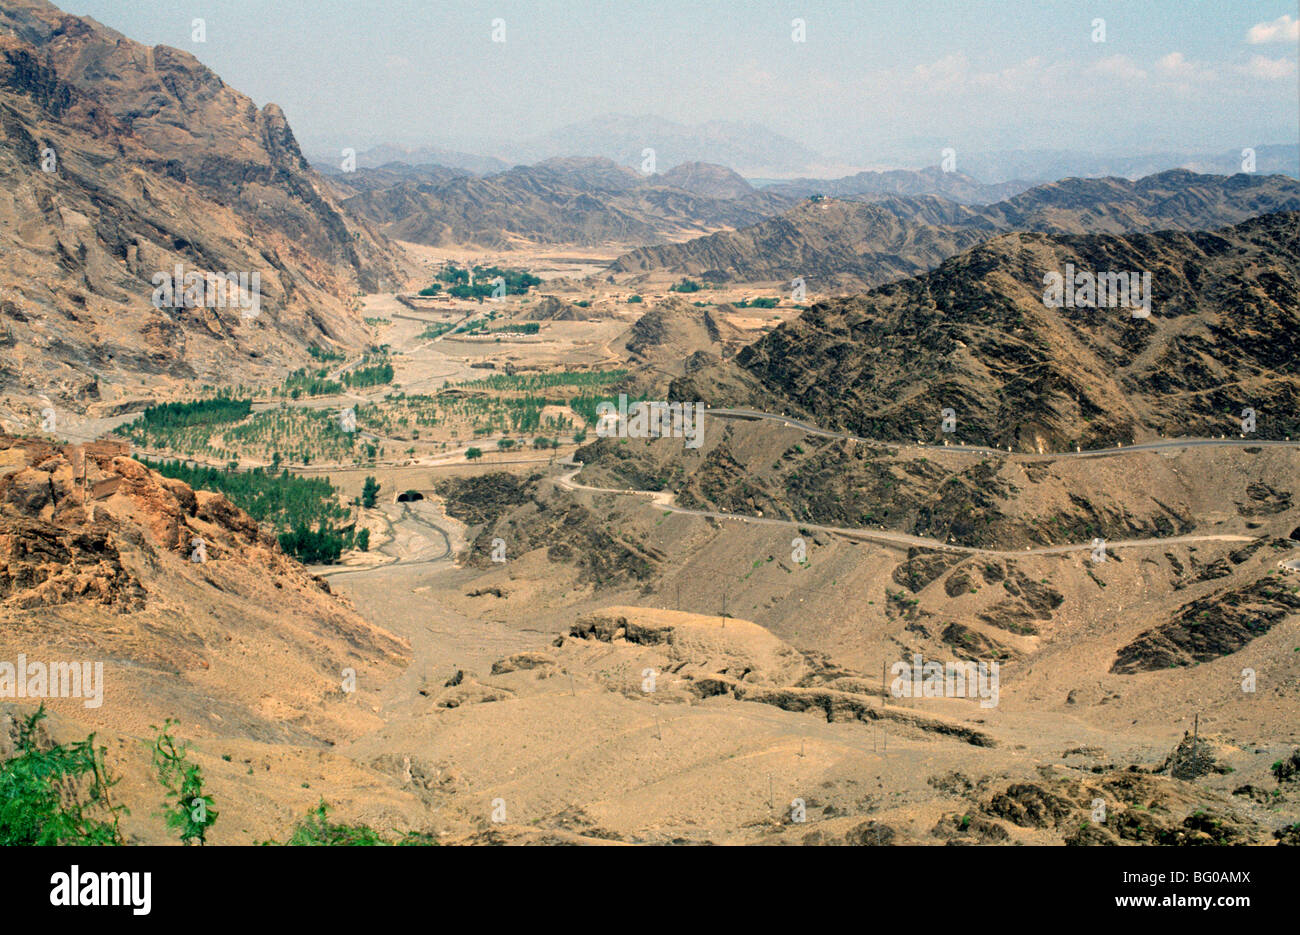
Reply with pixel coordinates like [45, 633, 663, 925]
[0, 706, 125, 845]
[271, 800, 436, 846]
[151, 719, 217, 845]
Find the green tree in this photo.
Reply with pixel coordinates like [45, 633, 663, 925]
[465, 447, 483, 461]
[151, 719, 217, 845]
[361, 476, 380, 509]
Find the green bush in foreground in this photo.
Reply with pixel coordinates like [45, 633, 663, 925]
[0, 706, 125, 845]
[267, 800, 436, 846]
[151, 719, 217, 845]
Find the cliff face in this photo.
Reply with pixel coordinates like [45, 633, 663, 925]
[0, 0, 409, 412]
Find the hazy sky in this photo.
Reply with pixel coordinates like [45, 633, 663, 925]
[62, 0, 1300, 163]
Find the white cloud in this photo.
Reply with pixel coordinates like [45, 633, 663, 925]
[912, 53, 969, 88]
[1247, 14, 1300, 44]
[1090, 55, 1147, 80]
[1241, 54, 1298, 79]
[1155, 52, 1215, 83]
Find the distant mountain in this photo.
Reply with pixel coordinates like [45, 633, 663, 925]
[499, 114, 826, 177]
[672, 211, 1300, 451]
[956, 144, 1300, 185]
[763, 166, 1034, 205]
[337, 157, 791, 247]
[609, 197, 995, 290]
[335, 158, 1065, 251]
[320, 162, 471, 199]
[312, 143, 509, 176]
[610, 170, 1300, 290]
[0, 0, 406, 411]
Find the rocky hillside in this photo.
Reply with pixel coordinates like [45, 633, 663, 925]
[672, 212, 1300, 450]
[337, 157, 792, 248]
[610, 197, 996, 290]
[0, 0, 408, 415]
[0, 433, 408, 739]
[610, 170, 1300, 290]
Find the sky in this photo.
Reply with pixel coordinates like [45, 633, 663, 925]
[61, 0, 1300, 164]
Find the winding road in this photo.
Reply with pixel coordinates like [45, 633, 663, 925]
[705, 407, 1297, 461]
[544, 404, 1294, 557]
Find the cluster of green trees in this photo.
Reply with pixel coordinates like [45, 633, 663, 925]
[669, 278, 703, 293]
[427, 264, 542, 300]
[342, 362, 393, 389]
[142, 457, 361, 564]
[734, 297, 779, 308]
[461, 321, 540, 336]
[276, 522, 364, 565]
[306, 345, 345, 362]
[283, 367, 343, 397]
[220, 408, 358, 465]
[134, 396, 252, 432]
[418, 321, 457, 339]
[568, 392, 648, 427]
[455, 369, 625, 392]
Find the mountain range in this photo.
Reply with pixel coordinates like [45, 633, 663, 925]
[610, 170, 1300, 290]
[334, 156, 791, 247]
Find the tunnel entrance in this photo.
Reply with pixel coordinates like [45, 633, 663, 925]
[396, 490, 424, 502]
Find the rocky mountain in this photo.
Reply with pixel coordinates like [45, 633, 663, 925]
[672, 211, 1300, 451]
[0, 0, 408, 417]
[609, 170, 1300, 290]
[337, 156, 791, 248]
[609, 197, 997, 290]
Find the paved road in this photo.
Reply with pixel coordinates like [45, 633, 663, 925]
[555, 462, 1257, 558]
